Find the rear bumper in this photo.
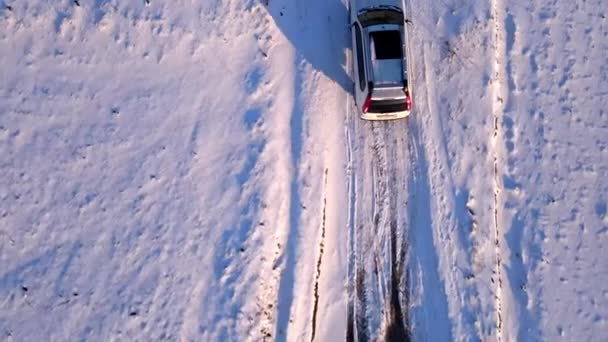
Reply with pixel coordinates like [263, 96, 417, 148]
[360, 110, 410, 121]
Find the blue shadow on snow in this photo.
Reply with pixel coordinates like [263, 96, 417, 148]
[258, 0, 352, 93]
[407, 119, 452, 341]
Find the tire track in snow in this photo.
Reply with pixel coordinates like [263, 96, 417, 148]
[384, 121, 411, 342]
[354, 267, 370, 342]
[359, 121, 390, 340]
[403, 37, 452, 341]
[310, 168, 328, 342]
[370, 122, 400, 340]
[344, 10, 412, 337]
[385, 220, 408, 342]
[346, 114, 412, 341]
[345, 91, 357, 342]
[345, 112, 382, 342]
[380, 141, 412, 342]
[491, 0, 507, 339]
[345, 87, 373, 342]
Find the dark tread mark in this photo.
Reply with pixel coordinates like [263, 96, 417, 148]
[310, 169, 329, 341]
[355, 267, 369, 342]
[385, 220, 410, 342]
[346, 302, 355, 342]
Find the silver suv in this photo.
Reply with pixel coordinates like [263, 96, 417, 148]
[350, 0, 412, 120]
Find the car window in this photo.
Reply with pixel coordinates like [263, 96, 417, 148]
[354, 23, 366, 91]
[358, 9, 403, 27]
[370, 30, 402, 60]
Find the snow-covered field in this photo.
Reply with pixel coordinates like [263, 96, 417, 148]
[1, 0, 606, 341]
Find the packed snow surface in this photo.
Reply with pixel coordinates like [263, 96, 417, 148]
[0, 0, 606, 341]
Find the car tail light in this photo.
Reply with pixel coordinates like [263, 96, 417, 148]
[362, 93, 372, 113]
[404, 90, 412, 111]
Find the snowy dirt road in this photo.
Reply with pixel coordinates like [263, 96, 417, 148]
[345, 1, 499, 340]
[344, 1, 455, 338]
[344, 62, 455, 342]
[345, 111, 412, 341]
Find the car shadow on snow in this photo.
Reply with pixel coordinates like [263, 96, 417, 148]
[258, 0, 352, 93]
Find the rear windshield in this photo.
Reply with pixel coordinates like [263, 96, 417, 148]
[370, 30, 403, 60]
[369, 99, 407, 113]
